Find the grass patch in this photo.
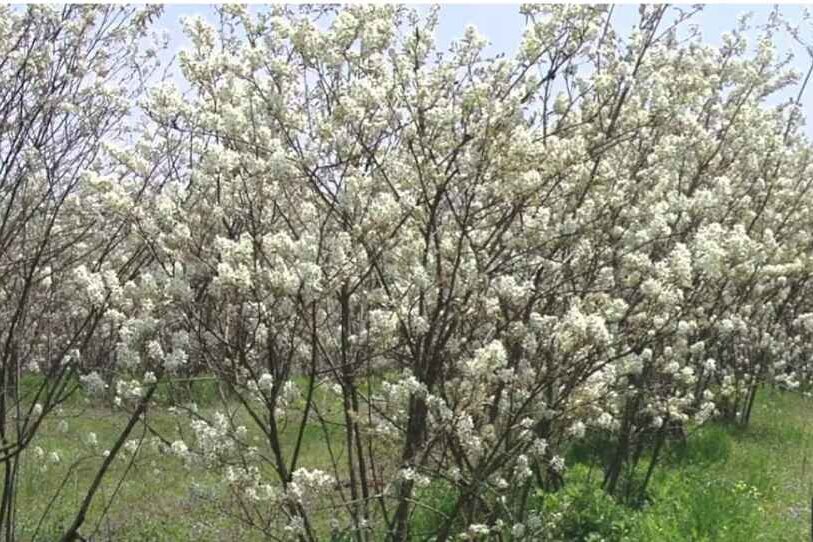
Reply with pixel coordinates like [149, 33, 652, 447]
[9, 381, 813, 540]
[555, 388, 813, 541]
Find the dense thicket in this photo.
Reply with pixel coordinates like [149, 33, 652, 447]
[3, 4, 813, 541]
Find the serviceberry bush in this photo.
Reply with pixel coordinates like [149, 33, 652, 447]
[5, 4, 813, 541]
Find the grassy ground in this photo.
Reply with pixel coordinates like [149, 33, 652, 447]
[11, 385, 813, 541]
[15, 379, 350, 541]
[546, 388, 813, 541]
[643, 387, 813, 541]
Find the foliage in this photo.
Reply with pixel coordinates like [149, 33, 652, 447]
[3, 4, 813, 540]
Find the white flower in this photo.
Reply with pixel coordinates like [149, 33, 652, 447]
[170, 440, 189, 458]
[531, 438, 548, 458]
[641, 278, 662, 298]
[567, 421, 586, 439]
[464, 340, 508, 378]
[514, 454, 533, 482]
[84, 432, 98, 447]
[74, 265, 106, 305]
[466, 524, 491, 537]
[289, 468, 335, 502]
[146, 340, 164, 362]
[596, 412, 616, 430]
[123, 439, 140, 455]
[116, 379, 145, 402]
[257, 373, 274, 394]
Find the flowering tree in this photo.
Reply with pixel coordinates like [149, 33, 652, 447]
[84, 4, 813, 540]
[7, 3, 813, 541]
[0, 5, 163, 541]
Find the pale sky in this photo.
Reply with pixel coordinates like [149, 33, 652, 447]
[156, 4, 813, 137]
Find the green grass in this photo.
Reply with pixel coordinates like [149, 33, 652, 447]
[547, 388, 813, 541]
[13, 376, 350, 541]
[9, 385, 813, 540]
